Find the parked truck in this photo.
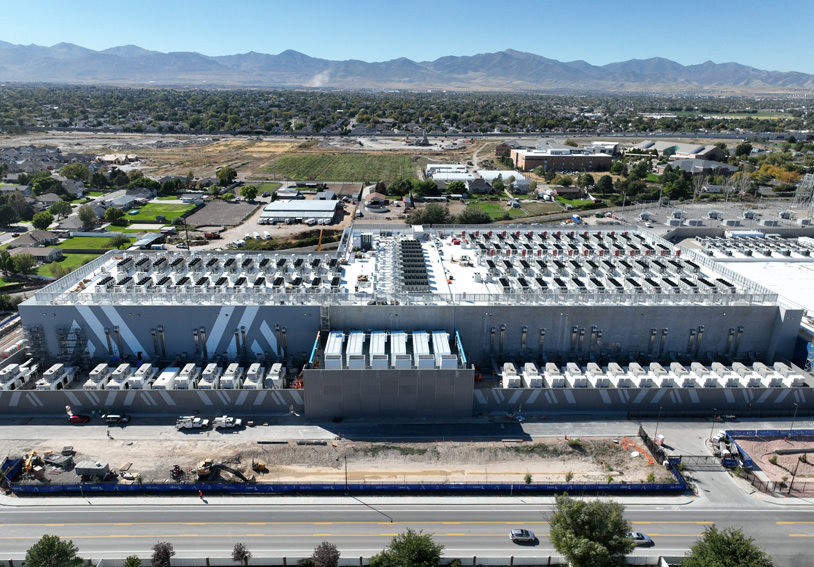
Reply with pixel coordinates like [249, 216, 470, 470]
[83, 363, 112, 390]
[198, 363, 222, 389]
[107, 363, 134, 390]
[176, 363, 201, 389]
[212, 415, 243, 429]
[175, 415, 210, 430]
[153, 367, 181, 390]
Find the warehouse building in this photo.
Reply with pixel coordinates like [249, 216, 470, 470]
[259, 200, 339, 223]
[11, 224, 810, 419]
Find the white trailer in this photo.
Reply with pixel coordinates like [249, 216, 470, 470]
[176, 363, 201, 389]
[153, 367, 181, 390]
[221, 363, 245, 389]
[199, 363, 222, 389]
[243, 363, 266, 389]
[83, 363, 112, 390]
[36, 364, 77, 391]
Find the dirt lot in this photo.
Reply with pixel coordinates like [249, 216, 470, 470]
[14, 435, 674, 487]
[185, 200, 259, 227]
[733, 436, 814, 489]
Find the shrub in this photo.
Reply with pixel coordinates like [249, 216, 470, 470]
[769, 455, 778, 466]
[647, 472, 655, 483]
[524, 473, 532, 485]
[565, 471, 574, 482]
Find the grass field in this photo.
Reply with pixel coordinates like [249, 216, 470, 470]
[118, 227, 161, 234]
[88, 192, 104, 197]
[0, 276, 16, 287]
[467, 202, 525, 220]
[522, 202, 563, 215]
[156, 195, 179, 201]
[36, 253, 100, 276]
[256, 182, 281, 193]
[55, 236, 134, 249]
[557, 196, 596, 207]
[261, 154, 417, 182]
[127, 203, 195, 221]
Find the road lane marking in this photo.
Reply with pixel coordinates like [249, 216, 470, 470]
[789, 534, 814, 537]
[632, 521, 713, 525]
[778, 522, 814, 524]
[0, 520, 552, 528]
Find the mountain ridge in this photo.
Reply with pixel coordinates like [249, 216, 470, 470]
[0, 42, 812, 92]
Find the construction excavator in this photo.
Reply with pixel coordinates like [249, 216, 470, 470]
[24, 451, 43, 473]
[195, 459, 251, 482]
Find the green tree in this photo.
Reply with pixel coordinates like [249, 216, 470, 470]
[240, 185, 258, 201]
[32, 176, 65, 197]
[32, 211, 54, 230]
[446, 181, 467, 195]
[388, 178, 413, 197]
[312, 541, 340, 567]
[123, 555, 142, 567]
[596, 175, 614, 195]
[232, 542, 252, 567]
[413, 180, 439, 197]
[549, 493, 634, 567]
[683, 525, 774, 567]
[223, 192, 235, 201]
[128, 177, 160, 192]
[455, 207, 492, 224]
[151, 541, 175, 567]
[0, 204, 19, 226]
[578, 174, 595, 189]
[0, 250, 13, 275]
[544, 169, 557, 183]
[77, 204, 98, 229]
[105, 207, 126, 222]
[406, 203, 452, 225]
[735, 143, 753, 158]
[13, 253, 38, 277]
[49, 200, 72, 220]
[106, 235, 131, 249]
[60, 163, 89, 180]
[217, 166, 238, 186]
[370, 528, 443, 567]
[24, 534, 84, 567]
[49, 262, 71, 279]
[556, 175, 573, 188]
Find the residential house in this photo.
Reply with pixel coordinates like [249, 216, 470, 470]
[9, 246, 63, 263]
[35, 193, 63, 210]
[55, 217, 86, 232]
[7, 230, 59, 249]
[364, 193, 387, 206]
[466, 179, 493, 194]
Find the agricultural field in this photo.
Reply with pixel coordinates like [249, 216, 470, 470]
[262, 153, 418, 182]
[126, 203, 195, 221]
[36, 253, 100, 276]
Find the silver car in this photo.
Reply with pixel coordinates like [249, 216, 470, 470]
[628, 532, 653, 547]
[509, 529, 536, 543]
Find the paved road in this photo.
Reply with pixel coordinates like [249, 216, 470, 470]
[0, 499, 812, 565]
[2, 417, 812, 565]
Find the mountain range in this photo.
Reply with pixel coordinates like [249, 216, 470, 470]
[0, 42, 812, 93]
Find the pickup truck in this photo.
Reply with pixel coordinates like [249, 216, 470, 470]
[212, 415, 243, 430]
[176, 416, 210, 430]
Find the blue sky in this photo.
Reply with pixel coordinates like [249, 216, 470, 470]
[5, 0, 814, 73]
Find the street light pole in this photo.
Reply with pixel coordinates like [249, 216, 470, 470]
[709, 408, 718, 442]
[654, 406, 662, 441]
[789, 403, 799, 440]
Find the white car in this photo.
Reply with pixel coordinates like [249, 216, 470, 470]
[509, 529, 536, 543]
[212, 415, 243, 429]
